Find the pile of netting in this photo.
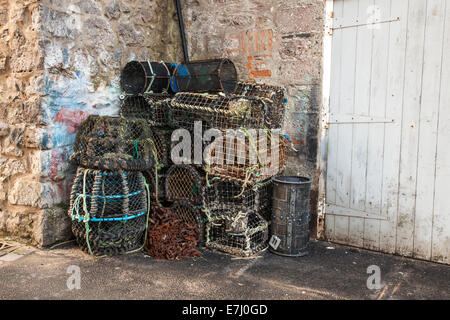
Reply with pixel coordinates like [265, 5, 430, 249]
[146, 205, 201, 260]
[68, 168, 150, 256]
[70, 115, 156, 171]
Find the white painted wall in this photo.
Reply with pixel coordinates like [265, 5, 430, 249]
[320, 0, 449, 264]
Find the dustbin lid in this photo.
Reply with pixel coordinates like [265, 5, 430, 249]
[273, 176, 311, 185]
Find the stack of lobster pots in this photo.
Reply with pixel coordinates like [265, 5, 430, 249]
[67, 115, 155, 256]
[118, 58, 290, 257]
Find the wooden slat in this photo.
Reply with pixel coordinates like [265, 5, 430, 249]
[432, 0, 450, 264]
[325, 0, 345, 240]
[413, 0, 446, 261]
[396, 0, 427, 257]
[334, 0, 360, 243]
[347, 0, 374, 248]
[379, 0, 409, 254]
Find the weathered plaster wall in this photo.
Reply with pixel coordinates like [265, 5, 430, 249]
[181, 0, 324, 233]
[0, 0, 183, 246]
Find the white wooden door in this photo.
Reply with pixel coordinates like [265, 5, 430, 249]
[320, 0, 449, 264]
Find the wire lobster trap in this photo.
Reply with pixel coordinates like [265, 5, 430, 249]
[143, 167, 167, 202]
[171, 200, 206, 246]
[150, 127, 172, 167]
[203, 178, 273, 221]
[205, 210, 269, 257]
[235, 82, 288, 129]
[121, 61, 177, 95]
[205, 129, 289, 185]
[173, 59, 238, 94]
[68, 167, 149, 256]
[165, 164, 204, 204]
[119, 94, 171, 127]
[168, 92, 266, 131]
[70, 115, 156, 171]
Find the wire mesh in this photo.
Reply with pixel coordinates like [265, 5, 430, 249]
[165, 164, 204, 204]
[173, 59, 237, 94]
[205, 129, 289, 184]
[203, 178, 273, 221]
[143, 167, 167, 202]
[167, 92, 266, 131]
[68, 167, 149, 256]
[121, 61, 175, 95]
[235, 82, 287, 129]
[171, 200, 206, 246]
[205, 210, 268, 257]
[119, 94, 171, 127]
[70, 115, 156, 171]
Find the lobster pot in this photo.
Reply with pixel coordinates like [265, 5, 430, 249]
[121, 61, 176, 95]
[165, 164, 204, 204]
[206, 211, 268, 257]
[173, 59, 238, 94]
[143, 167, 167, 201]
[205, 129, 289, 184]
[203, 178, 273, 221]
[168, 92, 266, 131]
[270, 176, 311, 257]
[68, 168, 149, 256]
[70, 116, 155, 171]
[235, 82, 288, 129]
[120, 94, 170, 126]
[171, 200, 206, 247]
[151, 127, 172, 167]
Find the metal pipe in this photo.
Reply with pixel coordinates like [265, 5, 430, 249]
[175, 0, 189, 62]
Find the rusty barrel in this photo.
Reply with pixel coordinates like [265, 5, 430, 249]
[269, 176, 311, 257]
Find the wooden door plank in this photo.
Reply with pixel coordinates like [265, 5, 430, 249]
[396, 0, 427, 257]
[413, 0, 446, 261]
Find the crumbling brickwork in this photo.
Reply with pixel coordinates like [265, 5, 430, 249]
[0, 0, 183, 246]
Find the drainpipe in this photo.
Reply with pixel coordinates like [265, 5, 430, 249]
[175, 0, 189, 62]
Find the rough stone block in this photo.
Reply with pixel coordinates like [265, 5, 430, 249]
[33, 206, 72, 247]
[7, 177, 61, 209]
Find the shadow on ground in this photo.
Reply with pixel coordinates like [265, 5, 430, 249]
[0, 240, 448, 300]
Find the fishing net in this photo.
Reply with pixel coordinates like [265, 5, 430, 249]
[205, 210, 269, 257]
[146, 205, 201, 260]
[203, 178, 273, 221]
[235, 82, 288, 129]
[121, 61, 176, 95]
[167, 92, 266, 131]
[171, 200, 206, 246]
[173, 59, 237, 94]
[119, 94, 171, 127]
[143, 167, 167, 203]
[68, 167, 149, 256]
[165, 164, 204, 204]
[150, 127, 172, 167]
[70, 115, 156, 171]
[205, 129, 289, 184]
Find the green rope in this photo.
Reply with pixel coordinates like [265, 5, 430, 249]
[124, 176, 151, 255]
[134, 139, 140, 159]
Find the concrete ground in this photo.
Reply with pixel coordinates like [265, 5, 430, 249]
[0, 239, 448, 300]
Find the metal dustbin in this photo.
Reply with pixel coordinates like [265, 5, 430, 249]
[269, 176, 311, 257]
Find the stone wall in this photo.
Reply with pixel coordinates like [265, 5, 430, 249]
[181, 0, 324, 233]
[0, 0, 184, 246]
